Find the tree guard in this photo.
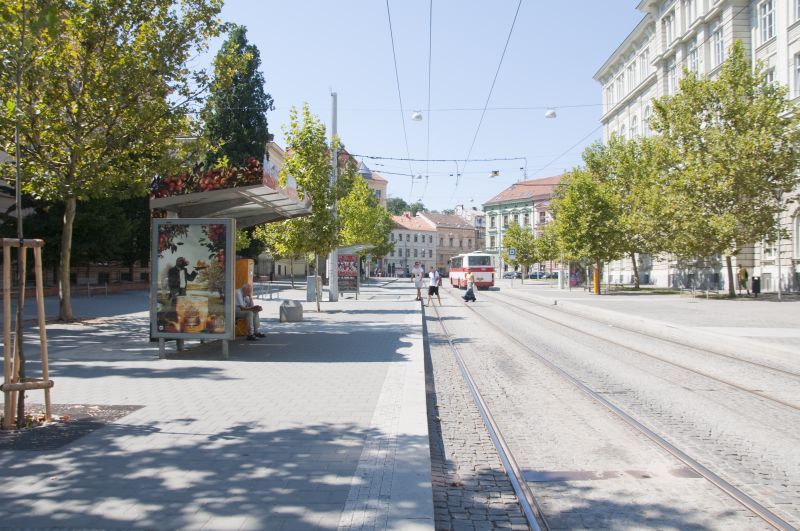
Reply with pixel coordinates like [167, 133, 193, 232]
[2, 239, 53, 429]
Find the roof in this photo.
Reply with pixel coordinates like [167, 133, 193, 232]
[593, 14, 653, 82]
[357, 160, 388, 183]
[391, 213, 436, 232]
[150, 184, 312, 229]
[483, 175, 563, 206]
[418, 212, 474, 230]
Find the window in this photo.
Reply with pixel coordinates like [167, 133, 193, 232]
[664, 11, 675, 45]
[449, 237, 454, 247]
[428, 249, 432, 258]
[759, 1, 775, 43]
[539, 211, 546, 224]
[405, 248, 410, 257]
[374, 190, 381, 198]
[796, 0, 800, 21]
[639, 49, 649, 80]
[794, 53, 800, 97]
[429, 235, 433, 243]
[630, 115, 639, 137]
[667, 55, 677, 95]
[414, 248, 418, 258]
[439, 237, 443, 245]
[765, 68, 775, 84]
[414, 234, 418, 243]
[687, 42, 700, 74]
[459, 239, 463, 248]
[711, 19, 724, 67]
[406, 234, 410, 242]
[627, 64, 635, 92]
[468, 238, 472, 247]
[606, 86, 614, 108]
[390, 250, 394, 257]
[616, 74, 625, 99]
[490, 236, 496, 248]
[502, 214, 508, 227]
[644, 106, 652, 137]
[794, 213, 800, 257]
[684, 0, 697, 25]
[620, 124, 627, 139]
[391, 233, 395, 241]
[490, 216, 496, 228]
[523, 213, 529, 226]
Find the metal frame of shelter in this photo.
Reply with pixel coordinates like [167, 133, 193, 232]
[150, 183, 311, 359]
[335, 244, 372, 300]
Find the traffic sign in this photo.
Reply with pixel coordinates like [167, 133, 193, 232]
[508, 247, 516, 259]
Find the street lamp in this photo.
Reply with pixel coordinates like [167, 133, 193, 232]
[544, 108, 557, 119]
[411, 111, 423, 121]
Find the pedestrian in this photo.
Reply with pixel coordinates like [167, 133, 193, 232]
[426, 266, 441, 306]
[236, 283, 265, 341]
[737, 264, 750, 296]
[462, 271, 477, 302]
[411, 261, 425, 301]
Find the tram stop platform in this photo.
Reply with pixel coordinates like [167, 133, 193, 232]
[0, 279, 433, 530]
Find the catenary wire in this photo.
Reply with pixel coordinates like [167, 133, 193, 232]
[385, 0, 416, 200]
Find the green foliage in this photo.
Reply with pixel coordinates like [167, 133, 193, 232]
[651, 40, 800, 259]
[338, 176, 393, 256]
[0, 0, 224, 319]
[501, 223, 536, 274]
[550, 168, 625, 264]
[386, 197, 425, 216]
[203, 24, 274, 167]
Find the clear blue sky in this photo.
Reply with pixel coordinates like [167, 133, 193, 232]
[201, 1, 642, 211]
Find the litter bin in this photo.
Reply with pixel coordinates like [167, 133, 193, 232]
[751, 276, 760, 297]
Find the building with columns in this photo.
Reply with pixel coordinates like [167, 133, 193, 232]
[596, 0, 800, 292]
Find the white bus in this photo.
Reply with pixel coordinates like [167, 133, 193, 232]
[448, 252, 495, 289]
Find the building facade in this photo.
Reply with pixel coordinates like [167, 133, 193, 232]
[454, 204, 487, 251]
[385, 213, 437, 275]
[483, 176, 562, 272]
[596, 0, 800, 292]
[417, 212, 478, 272]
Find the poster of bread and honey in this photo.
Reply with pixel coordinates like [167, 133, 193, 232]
[150, 219, 235, 339]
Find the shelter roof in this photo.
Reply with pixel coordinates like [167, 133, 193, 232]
[483, 175, 563, 206]
[150, 184, 311, 229]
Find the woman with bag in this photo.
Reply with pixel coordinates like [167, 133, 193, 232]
[463, 271, 477, 302]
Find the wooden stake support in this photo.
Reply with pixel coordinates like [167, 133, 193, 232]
[2, 238, 52, 430]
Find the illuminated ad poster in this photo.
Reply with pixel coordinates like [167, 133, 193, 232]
[337, 254, 359, 293]
[150, 218, 235, 340]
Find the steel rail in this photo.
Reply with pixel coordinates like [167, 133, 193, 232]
[492, 287, 800, 380]
[445, 288, 796, 531]
[428, 302, 548, 531]
[482, 288, 800, 412]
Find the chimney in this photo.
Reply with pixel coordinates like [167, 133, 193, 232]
[403, 211, 411, 218]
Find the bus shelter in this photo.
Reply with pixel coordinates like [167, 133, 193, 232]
[149, 183, 311, 359]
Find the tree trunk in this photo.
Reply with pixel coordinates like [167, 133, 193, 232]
[630, 252, 640, 289]
[58, 196, 77, 321]
[290, 257, 295, 289]
[315, 254, 321, 312]
[725, 255, 735, 298]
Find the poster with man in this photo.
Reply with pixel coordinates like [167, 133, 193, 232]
[151, 218, 235, 339]
[338, 254, 359, 293]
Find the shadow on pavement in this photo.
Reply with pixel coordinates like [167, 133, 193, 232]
[0, 422, 430, 529]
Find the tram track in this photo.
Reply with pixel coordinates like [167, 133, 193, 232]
[490, 285, 800, 380]
[433, 286, 797, 531]
[481, 287, 800, 413]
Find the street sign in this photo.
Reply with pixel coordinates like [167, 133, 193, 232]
[508, 247, 517, 259]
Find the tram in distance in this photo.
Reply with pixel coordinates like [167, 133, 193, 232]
[448, 252, 495, 289]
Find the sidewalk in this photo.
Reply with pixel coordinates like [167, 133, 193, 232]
[0, 280, 433, 530]
[498, 279, 800, 355]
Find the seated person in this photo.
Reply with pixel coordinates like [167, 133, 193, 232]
[235, 283, 265, 340]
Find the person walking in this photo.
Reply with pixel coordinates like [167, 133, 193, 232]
[463, 271, 477, 302]
[737, 264, 750, 296]
[426, 266, 441, 306]
[411, 261, 425, 301]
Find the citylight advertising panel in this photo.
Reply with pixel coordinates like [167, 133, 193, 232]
[337, 254, 359, 293]
[150, 218, 235, 340]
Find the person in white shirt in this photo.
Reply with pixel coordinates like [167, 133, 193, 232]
[235, 284, 264, 340]
[426, 266, 441, 306]
[411, 261, 425, 301]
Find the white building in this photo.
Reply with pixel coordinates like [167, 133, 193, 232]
[385, 213, 437, 276]
[595, 0, 799, 293]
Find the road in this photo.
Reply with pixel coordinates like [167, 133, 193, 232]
[425, 283, 799, 530]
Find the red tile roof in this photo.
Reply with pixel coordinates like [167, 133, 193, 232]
[392, 213, 437, 232]
[483, 175, 563, 206]
[418, 212, 473, 230]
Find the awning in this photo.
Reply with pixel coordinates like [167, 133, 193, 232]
[150, 184, 311, 228]
[337, 244, 373, 255]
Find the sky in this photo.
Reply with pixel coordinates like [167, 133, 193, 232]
[198, 1, 643, 212]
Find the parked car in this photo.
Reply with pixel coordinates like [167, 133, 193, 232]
[527, 271, 546, 279]
[502, 271, 522, 279]
[546, 272, 559, 279]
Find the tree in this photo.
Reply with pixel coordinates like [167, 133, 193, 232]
[386, 196, 425, 216]
[652, 40, 800, 296]
[0, 0, 224, 321]
[501, 223, 536, 281]
[550, 168, 625, 294]
[278, 104, 355, 310]
[339, 176, 393, 253]
[203, 24, 274, 167]
[582, 135, 670, 288]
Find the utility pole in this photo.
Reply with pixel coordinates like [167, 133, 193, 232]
[775, 190, 782, 302]
[327, 91, 339, 302]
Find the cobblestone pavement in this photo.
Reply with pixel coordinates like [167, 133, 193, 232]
[432, 285, 778, 530]
[423, 305, 529, 530]
[483, 287, 800, 526]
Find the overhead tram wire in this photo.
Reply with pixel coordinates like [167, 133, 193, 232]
[458, 0, 523, 189]
[350, 153, 528, 163]
[423, 0, 433, 201]
[524, 123, 604, 181]
[385, 0, 416, 199]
